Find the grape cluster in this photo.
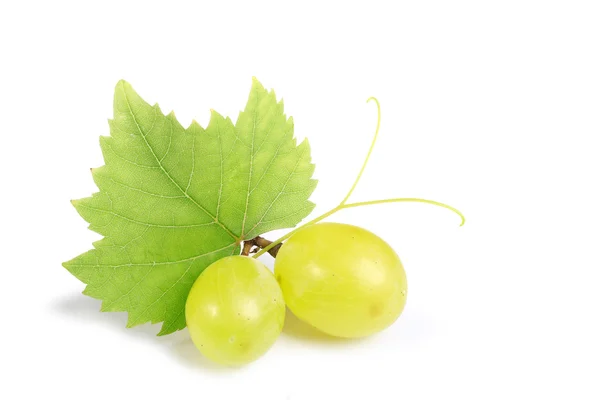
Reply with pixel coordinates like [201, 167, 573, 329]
[185, 222, 407, 366]
[183, 97, 464, 366]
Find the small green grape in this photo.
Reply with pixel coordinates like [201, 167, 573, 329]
[185, 256, 285, 366]
[274, 222, 407, 338]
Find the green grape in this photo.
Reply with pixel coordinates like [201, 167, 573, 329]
[185, 256, 285, 366]
[274, 222, 407, 338]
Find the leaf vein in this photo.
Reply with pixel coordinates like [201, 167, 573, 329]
[120, 85, 238, 240]
[70, 243, 236, 269]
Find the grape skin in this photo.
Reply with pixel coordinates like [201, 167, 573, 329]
[185, 256, 285, 366]
[274, 222, 407, 338]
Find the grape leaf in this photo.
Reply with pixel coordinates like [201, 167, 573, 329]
[63, 78, 317, 335]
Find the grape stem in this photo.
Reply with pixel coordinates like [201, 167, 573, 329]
[242, 236, 282, 258]
[252, 97, 465, 259]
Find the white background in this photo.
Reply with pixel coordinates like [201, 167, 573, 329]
[1, 1, 599, 399]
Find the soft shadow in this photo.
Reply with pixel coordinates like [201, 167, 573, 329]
[51, 292, 232, 373]
[282, 308, 370, 346]
[52, 292, 160, 337]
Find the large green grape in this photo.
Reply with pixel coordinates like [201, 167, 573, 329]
[185, 256, 285, 366]
[274, 222, 407, 338]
